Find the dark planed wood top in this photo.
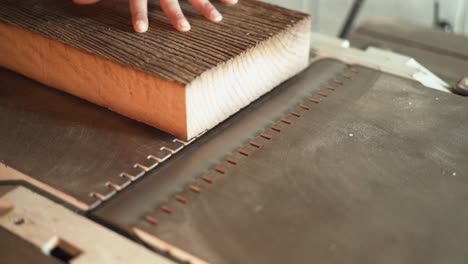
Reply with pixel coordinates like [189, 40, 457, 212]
[0, 0, 309, 85]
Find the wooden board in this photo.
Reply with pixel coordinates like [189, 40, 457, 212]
[0, 0, 310, 139]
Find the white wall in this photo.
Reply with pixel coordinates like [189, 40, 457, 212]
[262, 0, 468, 36]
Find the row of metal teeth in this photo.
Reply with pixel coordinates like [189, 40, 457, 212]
[89, 136, 200, 206]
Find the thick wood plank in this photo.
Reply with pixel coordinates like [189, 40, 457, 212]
[0, 0, 310, 139]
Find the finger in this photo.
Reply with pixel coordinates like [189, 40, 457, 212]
[73, 0, 100, 4]
[220, 0, 238, 6]
[130, 0, 148, 33]
[188, 0, 222, 22]
[160, 0, 191, 32]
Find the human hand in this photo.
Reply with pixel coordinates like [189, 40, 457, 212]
[73, 0, 238, 33]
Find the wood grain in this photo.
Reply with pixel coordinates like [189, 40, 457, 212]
[0, 0, 310, 139]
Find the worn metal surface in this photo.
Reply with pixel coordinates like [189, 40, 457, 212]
[96, 63, 468, 264]
[349, 18, 468, 86]
[0, 68, 190, 210]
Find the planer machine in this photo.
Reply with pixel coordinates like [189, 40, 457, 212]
[1, 19, 468, 264]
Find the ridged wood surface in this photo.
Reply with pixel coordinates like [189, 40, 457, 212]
[0, 0, 309, 85]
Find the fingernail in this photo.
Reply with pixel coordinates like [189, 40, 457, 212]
[211, 10, 223, 22]
[179, 19, 191, 32]
[228, 0, 238, 5]
[135, 20, 148, 33]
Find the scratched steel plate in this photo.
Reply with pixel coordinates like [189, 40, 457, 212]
[95, 63, 468, 263]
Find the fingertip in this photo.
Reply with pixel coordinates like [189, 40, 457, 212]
[134, 20, 148, 33]
[177, 19, 191, 32]
[210, 9, 223, 22]
[130, 0, 148, 33]
[222, 0, 238, 6]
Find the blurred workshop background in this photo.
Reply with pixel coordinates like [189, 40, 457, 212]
[264, 0, 468, 36]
